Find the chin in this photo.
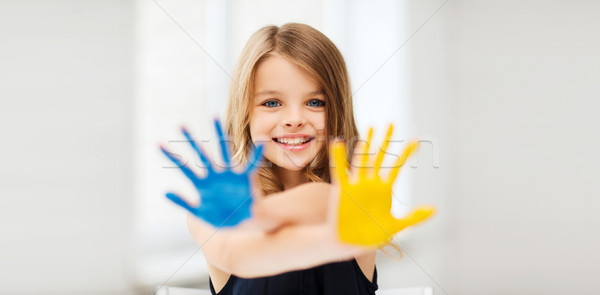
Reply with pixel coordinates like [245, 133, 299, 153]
[270, 158, 307, 171]
[266, 154, 310, 172]
[278, 161, 308, 171]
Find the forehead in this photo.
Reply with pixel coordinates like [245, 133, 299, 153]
[254, 55, 322, 96]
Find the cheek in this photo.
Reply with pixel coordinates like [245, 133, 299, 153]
[314, 112, 326, 127]
[310, 112, 327, 140]
[249, 111, 277, 144]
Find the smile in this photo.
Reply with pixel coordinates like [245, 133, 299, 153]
[272, 136, 315, 151]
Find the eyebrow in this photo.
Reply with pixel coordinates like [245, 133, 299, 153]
[254, 89, 324, 97]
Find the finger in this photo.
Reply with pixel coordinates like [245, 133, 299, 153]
[166, 192, 197, 214]
[374, 124, 394, 175]
[330, 139, 349, 187]
[393, 205, 436, 232]
[404, 206, 436, 225]
[359, 127, 373, 178]
[214, 118, 231, 167]
[349, 141, 364, 182]
[244, 144, 264, 174]
[160, 145, 200, 182]
[181, 127, 214, 175]
[386, 140, 418, 185]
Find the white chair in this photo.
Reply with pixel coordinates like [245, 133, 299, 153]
[155, 285, 433, 295]
[155, 286, 212, 295]
[377, 287, 433, 295]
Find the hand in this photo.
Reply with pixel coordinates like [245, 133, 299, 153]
[330, 124, 436, 248]
[160, 119, 264, 227]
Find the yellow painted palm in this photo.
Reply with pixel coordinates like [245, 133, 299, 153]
[330, 125, 436, 248]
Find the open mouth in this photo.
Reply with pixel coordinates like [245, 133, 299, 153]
[272, 136, 315, 146]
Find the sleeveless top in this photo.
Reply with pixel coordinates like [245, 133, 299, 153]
[209, 259, 377, 295]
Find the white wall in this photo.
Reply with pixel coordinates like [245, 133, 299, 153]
[411, 0, 600, 294]
[3, 1, 599, 294]
[0, 1, 135, 294]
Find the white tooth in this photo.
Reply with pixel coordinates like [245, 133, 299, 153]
[277, 137, 312, 145]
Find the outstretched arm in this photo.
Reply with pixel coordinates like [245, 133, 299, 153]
[251, 182, 331, 231]
[187, 209, 365, 279]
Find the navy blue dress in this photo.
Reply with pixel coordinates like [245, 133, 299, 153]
[209, 259, 377, 295]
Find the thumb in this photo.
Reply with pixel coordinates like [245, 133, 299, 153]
[393, 206, 436, 232]
[166, 192, 196, 214]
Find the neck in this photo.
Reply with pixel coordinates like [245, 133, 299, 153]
[276, 166, 307, 190]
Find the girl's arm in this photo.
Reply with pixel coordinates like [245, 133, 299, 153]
[187, 189, 368, 279]
[250, 141, 367, 231]
[251, 182, 331, 231]
[187, 214, 366, 278]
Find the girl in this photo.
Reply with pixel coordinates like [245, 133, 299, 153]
[175, 23, 429, 295]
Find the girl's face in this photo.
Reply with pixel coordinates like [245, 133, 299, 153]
[250, 54, 327, 172]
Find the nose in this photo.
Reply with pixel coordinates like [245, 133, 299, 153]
[283, 107, 305, 128]
[284, 118, 305, 128]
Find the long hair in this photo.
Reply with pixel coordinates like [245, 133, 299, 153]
[225, 23, 358, 195]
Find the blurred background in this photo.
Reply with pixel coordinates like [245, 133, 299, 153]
[1, 0, 599, 294]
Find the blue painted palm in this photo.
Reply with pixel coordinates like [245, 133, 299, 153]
[160, 119, 264, 227]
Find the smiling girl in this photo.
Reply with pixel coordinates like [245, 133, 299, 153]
[183, 23, 379, 294]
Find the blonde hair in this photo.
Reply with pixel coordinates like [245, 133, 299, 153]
[225, 23, 358, 195]
[225, 23, 403, 257]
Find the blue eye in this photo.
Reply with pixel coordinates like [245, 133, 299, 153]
[307, 99, 326, 107]
[262, 100, 281, 108]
